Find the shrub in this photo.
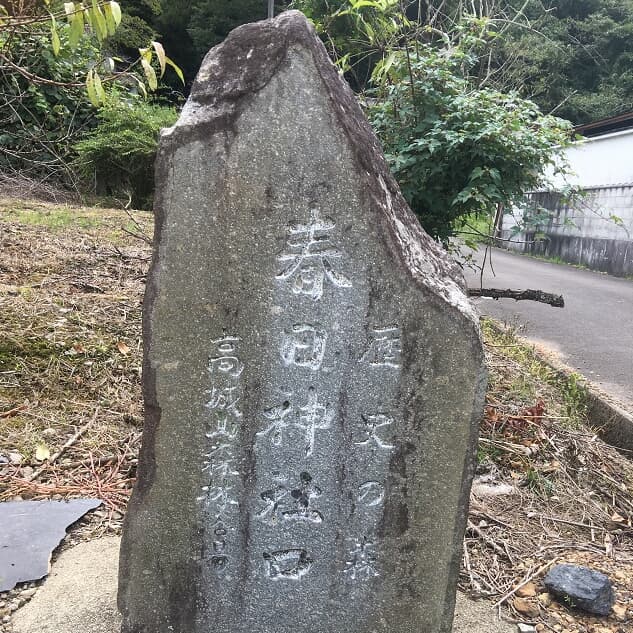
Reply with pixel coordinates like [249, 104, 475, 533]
[73, 97, 178, 208]
[0, 28, 97, 185]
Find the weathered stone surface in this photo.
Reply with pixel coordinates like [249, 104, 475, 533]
[118, 10, 486, 633]
[0, 499, 101, 591]
[543, 564, 615, 616]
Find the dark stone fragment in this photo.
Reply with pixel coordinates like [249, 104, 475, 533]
[0, 499, 101, 591]
[543, 563, 615, 616]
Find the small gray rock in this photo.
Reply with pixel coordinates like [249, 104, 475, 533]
[543, 563, 614, 616]
[516, 624, 536, 633]
[8, 453, 23, 465]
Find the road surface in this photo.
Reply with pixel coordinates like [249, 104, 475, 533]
[463, 247, 633, 411]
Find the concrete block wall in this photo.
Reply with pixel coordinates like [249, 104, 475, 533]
[501, 127, 633, 276]
[502, 185, 633, 276]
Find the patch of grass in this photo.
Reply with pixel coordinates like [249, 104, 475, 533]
[454, 212, 495, 247]
[524, 466, 554, 498]
[0, 198, 153, 246]
[3, 205, 103, 231]
[523, 251, 592, 272]
[481, 318, 588, 427]
[0, 337, 62, 372]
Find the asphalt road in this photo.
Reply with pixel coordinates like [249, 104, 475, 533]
[463, 247, 633, 411]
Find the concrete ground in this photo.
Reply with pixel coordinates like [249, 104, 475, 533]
[11, 537, 515, 633]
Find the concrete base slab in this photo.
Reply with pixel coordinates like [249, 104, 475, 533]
[12, 537, 122, 633]
[11, 538, 515, 633]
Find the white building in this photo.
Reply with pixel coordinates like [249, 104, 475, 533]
[502, 115, 633, 276]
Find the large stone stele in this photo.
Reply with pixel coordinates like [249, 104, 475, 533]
[118, 10, 486, 633]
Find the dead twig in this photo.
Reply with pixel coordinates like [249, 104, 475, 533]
[468, 288, 564, 307]
[0, 404, 27, 418]
[492, 560, 556, 608]
[25, 407, 100, 482]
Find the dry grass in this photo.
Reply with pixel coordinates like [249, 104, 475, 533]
[0, 198, 151, 517]
[0, 199, 631, 630]
[466, 322, 633, 631]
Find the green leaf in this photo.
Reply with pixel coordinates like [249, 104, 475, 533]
[50, 15, 61, 56]
[103, 3, 117, 36]
[86, 70, 99, 107]
[68, 9, 84, 49]
[93, 70, 105, 104]
[89, 0, 108, 42]
[350, 0, 382, 9]
[141, 58, 158, 91]
[151, 41, 166, 78]
[109, 1, 122, 26]
[165, 56, 184, 85]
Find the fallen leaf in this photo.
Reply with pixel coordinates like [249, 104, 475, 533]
[513, 597, 540, 618]
[516, 582, 538, 598]
[72, 343, 86, 354]
[116, 341, 130, 355]
[35, 443, 50, 462]
[612, 603, 628, 622]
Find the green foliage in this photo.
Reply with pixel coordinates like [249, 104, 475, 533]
[495, 0, 633, 123]
[0, 1, 183, 192]
[188, 0, 289, 57]
[292, 0, 378, 88]
[0, 26, 97, 183]
[107, 13, 158, 55]
[370, 45, 572, 241]
[73, 97, 177, 208]
[306, 2, 574, 242]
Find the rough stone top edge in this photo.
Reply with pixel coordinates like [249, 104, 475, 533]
[160, 10, 479, 326]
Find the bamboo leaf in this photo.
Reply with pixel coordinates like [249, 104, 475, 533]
[110, 1, 121, 26]
[141, 58, 157, 91]
[69, 10, 84, 49]
[50, 15, 61, 56]
[86, 69, 99, 106]
[151, 41, 166, 77]
[165, 56, 185, 84]
[103, 3, 117, 36]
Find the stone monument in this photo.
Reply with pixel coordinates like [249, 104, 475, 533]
[118, 11, 486, 633]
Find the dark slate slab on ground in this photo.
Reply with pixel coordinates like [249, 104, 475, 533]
[0, 499, 101, 591]
[118, 10, 486, 633]
[544, 563, 615, 616]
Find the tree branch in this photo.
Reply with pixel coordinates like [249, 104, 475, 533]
[468, 287, 565, 307]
